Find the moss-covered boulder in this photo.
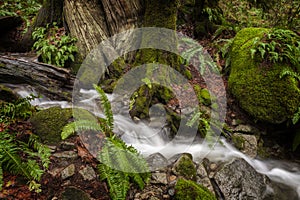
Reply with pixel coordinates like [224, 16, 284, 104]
[173, 153, 197, 180]
[175, 178, 217, 200]
[228, 28, 300, 124]
[0, 84, 19, 102]
[30, 107, 73, 145]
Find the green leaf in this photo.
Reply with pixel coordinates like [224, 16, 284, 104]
[250, 48, 256, 59]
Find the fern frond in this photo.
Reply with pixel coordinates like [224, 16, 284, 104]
[93, 84, 114, 131]
[280, 68, 300, 81]
[98, 163, 130, 200]
[61, 120, 103, 140]
[0, 132, 30, 180]
[98, 136, 150, 197]
[25, 160, 44, 181]
[28, 134, 51, 169]
[292, 107, 300, 125]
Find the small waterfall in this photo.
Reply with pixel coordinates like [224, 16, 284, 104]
[9, 85, 300, 198]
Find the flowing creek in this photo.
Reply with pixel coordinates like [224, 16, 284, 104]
[8, 84, 300, 198]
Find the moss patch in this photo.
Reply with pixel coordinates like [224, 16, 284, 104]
[228, 28, 300, 124]
[30, 107, 73, 145]
[174, 154, 196, 180]
[175, 178, 217, 200]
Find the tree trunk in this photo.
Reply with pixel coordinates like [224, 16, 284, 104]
[21, 0, 64, 51]
[129, 0, 181, 119]
[0, 55, 74, 100]
[64, 0, 143, 61]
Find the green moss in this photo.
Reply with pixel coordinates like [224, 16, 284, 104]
[200, 88, 211, 106]
[232, 134, 246, 150]
[30, 107, 73, 145]
[194, 85, 202, 103]
[175, 178, 217, 200]
[228, 28, 300, 124]
[184, 69, 193, 80]
[174, 154, 197, 180]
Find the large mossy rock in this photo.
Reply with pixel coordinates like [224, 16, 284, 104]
[228, 28, 300, 124]
[30, 107, 73, 145]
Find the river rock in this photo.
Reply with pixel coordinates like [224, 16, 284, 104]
[79, 166, 96, 181]
[172, 153, 196, 180]
[232, 133, 258, 158]
[61, 164, 76, 180]
[151, 172, 168, 185]
[30, 107, 73, 145]
[196, 163, 215, 195]
[228, 27, 300, 124]
[0, 84, 19, 102]
[52, 151, 78, 160]
[214, 158, 275, 200]
[147, 153, 168, 171]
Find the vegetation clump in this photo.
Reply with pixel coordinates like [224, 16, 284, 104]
[175, 178, 217, 200]
[0, 95, 51, 193]
[32, 22, 78, 67]
[61, 84, 150, 200]
[173, 153, 197, 180]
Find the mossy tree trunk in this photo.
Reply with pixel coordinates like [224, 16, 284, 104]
[129, 0, 181, 120]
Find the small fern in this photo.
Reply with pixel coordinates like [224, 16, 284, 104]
[280, 68, 300, 81]
[61, 84, 150, 200]
[0, 94, 36, 123]
[0, 95, 50, 193]
[98, 136, 150, 200]
[180, 37, 218, 74]
[93, 84, 114, 132]
[0, 130, 50, 192]
[61, 119, 104, 140]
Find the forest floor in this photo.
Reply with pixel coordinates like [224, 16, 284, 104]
[1, 25, 300, 199]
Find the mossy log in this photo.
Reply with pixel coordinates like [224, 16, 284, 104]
[0, 55, 74, 100]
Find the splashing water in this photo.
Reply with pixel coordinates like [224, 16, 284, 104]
[10, 85, 300, 197]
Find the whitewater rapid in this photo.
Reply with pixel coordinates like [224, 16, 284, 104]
[12, 85, 300, 198]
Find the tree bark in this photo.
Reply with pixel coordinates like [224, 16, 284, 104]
[21, 0, 64, 51]
[0, 55, 74, 100]
[63, 0, 143, 60]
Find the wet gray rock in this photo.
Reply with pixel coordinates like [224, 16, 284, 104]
[147, 153, 168, 171]
[196, 163, 215, 195]
[79, 166, 96, 181]
[214, 158, 275, 200]
[232, 133, 258, 158]
[233, 124, 259, 134]
[61, 164, 75, 180]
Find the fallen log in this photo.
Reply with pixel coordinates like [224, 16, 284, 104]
[0, 55, 75, 100]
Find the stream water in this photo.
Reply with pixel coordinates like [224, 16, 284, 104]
[9, 84, 300, 198]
